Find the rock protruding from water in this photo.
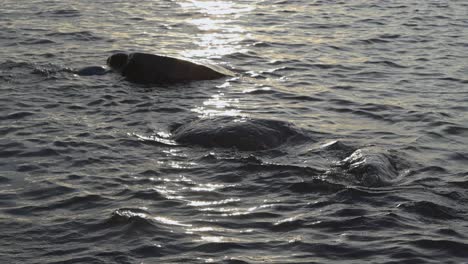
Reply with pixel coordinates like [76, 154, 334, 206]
[329, 147, 405, 187]
[171, 116, 306, 151]
[107, 53, 229, 84]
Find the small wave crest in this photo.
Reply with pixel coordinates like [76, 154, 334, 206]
[397, 201, 461, 220]
[36, 9, 81, 18]
[46, 31, 102, 41]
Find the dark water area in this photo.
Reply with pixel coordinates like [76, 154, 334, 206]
[1, 0, 468, 263]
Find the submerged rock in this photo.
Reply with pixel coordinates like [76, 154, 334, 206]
[171, 116, 306, 151]
[76, 66, 108, 76]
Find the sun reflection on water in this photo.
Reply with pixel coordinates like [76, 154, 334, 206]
[177, 0, 254, 117]
[179, 0, 251, 59]
[164, 0, 266, 251]
[188, 197, 240, 207]
[179, 1, 253, 16]
[146, 168, 281, 251]
[191, 91, 244, 117]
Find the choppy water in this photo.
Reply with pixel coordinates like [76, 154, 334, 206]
[1, 0, 468, 263]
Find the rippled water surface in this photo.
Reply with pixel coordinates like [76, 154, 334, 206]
[1, 1, 468, 263]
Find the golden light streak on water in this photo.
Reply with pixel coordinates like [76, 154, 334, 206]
[191, 91, 244, 117]
[179, 1, 251, 59]
[179, 1, 254, 16]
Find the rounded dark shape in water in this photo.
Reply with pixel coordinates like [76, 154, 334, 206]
[106, 52, 229, 84]
[337, 147, 401, 187]
[76, 66, 108, 76]
[171, 116, 305, 151]
[107, 53, 128, 71]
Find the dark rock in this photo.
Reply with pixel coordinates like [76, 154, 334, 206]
[172, 116, 305, 151]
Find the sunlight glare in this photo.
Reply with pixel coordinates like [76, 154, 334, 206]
[179, 0, 251, 58]
[179, 1, 253, 16]
[191, 92, 244, 117]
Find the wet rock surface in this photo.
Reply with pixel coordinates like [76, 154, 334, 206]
[172, 116, 306, 151]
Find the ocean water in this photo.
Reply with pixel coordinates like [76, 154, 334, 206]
[1, 0, 468, 263]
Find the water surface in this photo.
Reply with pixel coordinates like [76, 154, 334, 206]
[1, 1, 468, 263]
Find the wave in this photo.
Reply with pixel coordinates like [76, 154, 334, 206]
[45, 31, 102, 41]
[35, 9, 81, 18]
[0, 111, 35, 120]
[397, 201, 461, 220]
